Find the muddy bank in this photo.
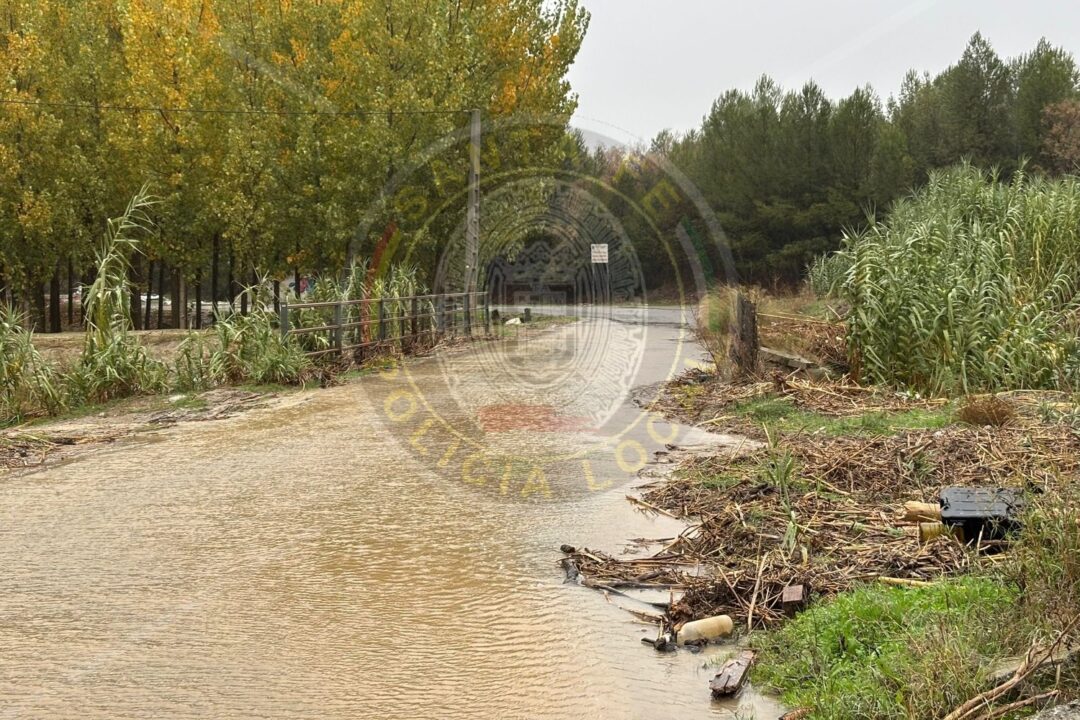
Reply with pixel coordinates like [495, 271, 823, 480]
[0, 388, 288, 474]
[1, 320, 557, 476]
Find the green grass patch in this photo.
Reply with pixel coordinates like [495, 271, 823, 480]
[731, 395, 952, 437]
[169, 394, 209, 411]
[752, 577, 1020, 720]
[699, 473, 742, 490]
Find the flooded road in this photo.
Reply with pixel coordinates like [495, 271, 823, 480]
[0, 306, 782, 719]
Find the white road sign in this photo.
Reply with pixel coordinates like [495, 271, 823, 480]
[590, 243, 609, 263]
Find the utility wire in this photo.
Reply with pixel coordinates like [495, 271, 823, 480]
[0, 97, 471, 116]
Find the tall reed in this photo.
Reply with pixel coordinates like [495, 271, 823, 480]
[290, 263, 428, 352]
[806, 251, 852, 298]
[70, 187, 168, 402]
[835, 164, 1080, 394]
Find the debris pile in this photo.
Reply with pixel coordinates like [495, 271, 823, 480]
[658, 372, 949, 434]
[758, 313, 848, 369]
[565, 380, 1080, 633]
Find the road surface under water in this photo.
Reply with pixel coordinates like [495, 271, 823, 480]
[0, 306, 784, 719]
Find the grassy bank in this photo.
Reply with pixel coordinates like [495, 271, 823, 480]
[753, 578, 1021, 719]
[641, 168, 1080, 716]
[713, 167, 1080, 716]
[752, 482, 1080, 719]
[659, 374, 1080, 717]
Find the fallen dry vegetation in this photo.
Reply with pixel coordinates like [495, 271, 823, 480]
[565, 373, 1080, 632]
[658, 369, 951, 435]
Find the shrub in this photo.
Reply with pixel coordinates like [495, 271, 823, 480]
[0, 305, 65, 423]
[806, 251, 852, 298]
[753, 578, 1021, 720]
[1008, 487, 1080, 635]
[693, 286, 740, 373]
[177, 283, 310, 388]
[956, 396, 1016, 427]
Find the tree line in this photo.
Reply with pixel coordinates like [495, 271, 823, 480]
[582, 33, 1080, 288]
[0, 0, 588, 331]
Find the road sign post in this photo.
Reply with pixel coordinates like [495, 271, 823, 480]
[591, 244, 609, 305]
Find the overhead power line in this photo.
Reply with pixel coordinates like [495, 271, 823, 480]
[0, 97, 471, 117]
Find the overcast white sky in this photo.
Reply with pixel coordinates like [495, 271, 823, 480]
[566, 0, 1080, 145]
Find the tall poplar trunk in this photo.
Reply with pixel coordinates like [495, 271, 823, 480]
[48, 266, 61, 333]
[227, 246, 236, 313]
[144, 260, 154, 329]
[195, 271, 203, 330]
[211, 234, 220, 321]
[66, 258, 75, 327]
[129, 254, 142, 330]
[179, 274, 189, 329]
[31, 279, 46, 332]
[156, 263, 165, 329]
[170, 268, 181, 329]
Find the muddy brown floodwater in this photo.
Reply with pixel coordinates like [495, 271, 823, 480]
[0, 307, 785, 719]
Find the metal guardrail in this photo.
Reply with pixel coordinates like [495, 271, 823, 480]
[280, 291, 490, 358]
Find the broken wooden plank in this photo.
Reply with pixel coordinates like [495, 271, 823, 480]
[879, 576, 935, 589]
[988, 644, 1080, 684]
[759, 346, 813, 370]
[709, 650, 755, 698]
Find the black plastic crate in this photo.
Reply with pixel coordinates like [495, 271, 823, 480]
[939, 487, 1024, 542]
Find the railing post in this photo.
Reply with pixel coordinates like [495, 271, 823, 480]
[359, 288, 367, 347]
[484, 293, 491, 335]
[464, 293, 472, 337]
[333, 301, 343, 355]
[378, 298, 387, 342]
[279, 297, 290, 340]
[436, 297, 445, 335]
[410, 296, 418, 341]
[398, 295, 407, 343]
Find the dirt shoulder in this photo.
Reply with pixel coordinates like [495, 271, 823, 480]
[0, 388, 287, 475]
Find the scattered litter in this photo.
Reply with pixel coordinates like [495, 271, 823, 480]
[781, 584, 807, 616]
[677, 614, 733, 644]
